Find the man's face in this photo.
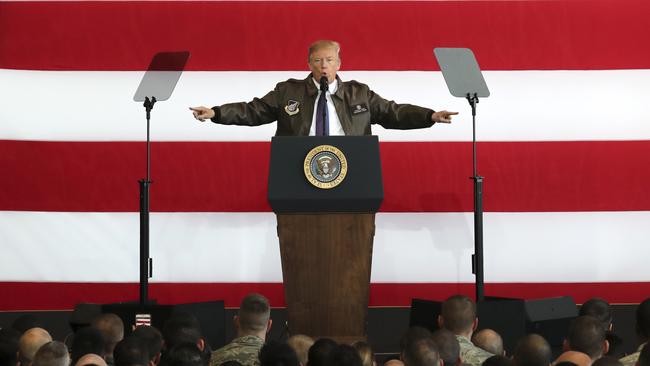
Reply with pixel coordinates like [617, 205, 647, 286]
[308, 46, 340, 84]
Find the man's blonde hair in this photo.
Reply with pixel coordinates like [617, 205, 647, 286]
[308, 40, 341, 62]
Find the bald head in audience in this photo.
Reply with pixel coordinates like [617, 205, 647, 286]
[554, 351, 592, 366]
[18, 328, 52, 366]
[75, 354, 109, 366]
[472, 329, 504, 356]
[513, 334, 552, 366]
[33, 341, 69, 366]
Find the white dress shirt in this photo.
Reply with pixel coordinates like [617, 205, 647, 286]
[309, 78, 345, 136]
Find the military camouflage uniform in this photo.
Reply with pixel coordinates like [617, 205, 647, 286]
[620, 343, 646, 366]
[456, 335, 494, 366]
[210, 335, 264, 366]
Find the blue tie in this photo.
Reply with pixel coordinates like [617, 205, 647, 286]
[316, 86, 329, 136]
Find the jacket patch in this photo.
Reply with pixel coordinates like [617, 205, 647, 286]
[284, 100, 300, 116]
[352, 103, 369, 115]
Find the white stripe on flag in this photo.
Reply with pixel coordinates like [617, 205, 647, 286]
[2, 69, 649, 141]
[1, 211, 649, 283]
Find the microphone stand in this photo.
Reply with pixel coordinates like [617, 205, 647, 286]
[467, 92, 484, 302]
[139, 96, 156, 305]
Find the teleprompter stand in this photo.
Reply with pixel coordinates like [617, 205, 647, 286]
[434, 48, 490, 301]
[132, 51, 189, 304]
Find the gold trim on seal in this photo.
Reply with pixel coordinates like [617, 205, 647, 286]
[303, 145, 348, 189]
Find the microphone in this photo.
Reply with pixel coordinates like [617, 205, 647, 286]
[319, 76, 328, 92]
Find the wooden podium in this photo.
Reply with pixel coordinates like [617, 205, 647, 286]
[268, 136, 383, 341]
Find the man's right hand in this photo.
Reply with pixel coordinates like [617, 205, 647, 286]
[189, 106, 215, 122]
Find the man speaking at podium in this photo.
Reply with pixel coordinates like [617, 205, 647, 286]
[190, 40, 458, 135]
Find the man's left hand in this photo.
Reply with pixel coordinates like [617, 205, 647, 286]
[432, 110, 459, 123]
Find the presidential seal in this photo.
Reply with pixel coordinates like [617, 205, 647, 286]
[304, 145, 348, 189]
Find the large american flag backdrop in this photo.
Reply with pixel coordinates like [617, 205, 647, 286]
[1, 0, 650, 311]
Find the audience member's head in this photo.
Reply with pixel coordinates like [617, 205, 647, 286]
[384, 360, 405, 366]
[400, 327, 433, 355]
[472, 329, 504, 356]
[482, 355, 513, 366]
[352, 341, 375, 366]
[327, 345, 362, 366]
[259, 340, 300, 366]
[288, 335, 314, 366]
[91, 313, 125, 357]
[307, 338, 337, 366]
[636, 299, 650, 343]
[71, 326, 106, 366]
[637, 343, 650, 366]
[18, 328, 53, 366]
[565, 316, 608, 360]
[32, 341, 70, 366]
[75, 353, 108, 366]
[162, 312, 204, 352]
[0, 328, 21, 366]
[553, 351, 591, 366]
[513, 334, 551, 366]
[431, 329, 460, 366]
[132, 326, 163, 365]
[439, 295, 477, 337]
[580, 299, 613, 332]
[402, 336, 441, 366]
[163, 343, 204, 366]
[592, 357, 622, 366]
[235, 294, 272, 338]
[114, 337, 150, 366]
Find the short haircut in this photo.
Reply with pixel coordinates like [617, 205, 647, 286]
[402, 337, 440, 366]
[482, 355, 513, 366]
[566, 316, 606, 359]
[0, 328, 20, 366]
[114, 336, 150, 366]
[592, 356, 623, 366]
[71, 326, 106, 365]
[162, 312, 202, 350]
[238, 294, 271, 332]
[472, 329, 503, 356]
[431, 329, 460, 366]
[579, 298, 612, 332]
[400, 327, 432, 354]
[637, 298, 650, 340]
[638, 343, 650, 366]
[132, 325, 163, 361]
[259, 340, 300, 366]
[326, 345, 362, 366]
[441, 295, 476, 334]
[307, 40, 341, 62]
[512, 334, 551, 366]
[163, 343, 205, 366]
[288, 335, 314, 366]
[307, 338, 337, 366]
[33, 341, 70, 366]
[91, 313, 125, 350]
[19, 328, 53, 366]
[351, 341, 374, 366]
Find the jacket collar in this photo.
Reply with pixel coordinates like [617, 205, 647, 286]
[305, 74, 344, 99]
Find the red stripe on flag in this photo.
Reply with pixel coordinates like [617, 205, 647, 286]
[1, 1, 649, 71]
[1, 282, 648, 311]
[2, 140, 649, 212]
